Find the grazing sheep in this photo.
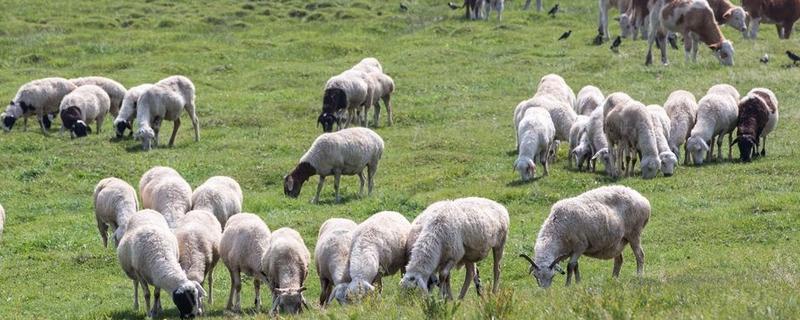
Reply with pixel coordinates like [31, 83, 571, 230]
[261, 227, 311, 315]
[742, 0, 800, 39]
[515, 108, 556, 181]
[319, 70, 372, 132]
[401, 197, 509, 300]
[597, 92, 634, 175]
[191, 176, 243, 229]
[117, 209, 206, 318]
[2, 77, 77, 134]
[139, 166, 181, 209]
[513, 95, 576, 149]
[575, 86, 605, 115]
[93, 177, 139, 248]
[520, 186, 650, 288]
[134, 75, 200, 151]
[59, 84, 110, 138]
[219, 213, 271, 312]
[733, 88, 779, 162]
[175, 210, 222, 308]
[284, 127, 384, 203]
[663, 90, 699, 165]
[315, 218, 358, 307]
[534, 74, 576, 111]
[686, 84, 739, 164]
[646, 0, 735, 66]
[70, 76, 127, 117]
[331, 211, 411, 304]
[605, 100, 661, 179]
[585, 109, 614, 175]
[568, 115, 591, 169]
[114, 84, 154, 139]
[647, 105, 678, 176]
[138, 168, 191, 229]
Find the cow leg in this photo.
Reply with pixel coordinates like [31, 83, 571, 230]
[783, 22, 795, 39]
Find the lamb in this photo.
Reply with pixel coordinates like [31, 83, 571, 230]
[284, 127, 384, 203]
[646, 0, 735, 66]
[93, 177, 139, 248]
[315, 218, 358, 307]
[732, 88, 779, 162]
[663, 90, 699, 165]
[318, 70, 372, 132]
[365, 72, 395, 128]
[191, 176, 243, 228]
[331, 211, 411, 304]
[568, 115, 590, 169]
[174, 210, 222, 308]
[59, 84, 110, 138]
[705, 0, 748, 32]
[219, 213, 271, 312]
[604, 100, 661, 179]
[138, 166, 191, 228]
[134, 75, 200, 151]
[401, 197, 509, 300]
[519, 185, 650, 288]
[260, 227, 311, 314]
[742, 0, 800, 39]
[686, 84, 739, 164]
[646, 104, 679, 176]
[2, 77, 77, 134]
[515, 108, 556, 181]
[70, 76, 127, 118]
[114, 84, 154, 138]
[117, 209, 205, 318]
[576, 86, 605, 115]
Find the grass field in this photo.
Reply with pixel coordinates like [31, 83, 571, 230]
[0, 0, 799, 319]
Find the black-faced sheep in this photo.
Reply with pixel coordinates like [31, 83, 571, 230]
[59, 84, 110, 138]
[732, 88, 779, 162]
[2, 77, 77, 134]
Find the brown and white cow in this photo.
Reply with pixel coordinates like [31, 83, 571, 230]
[646, 0, 735, 66]
[706, 0, 748, 32]
[742, 0, 800, 39]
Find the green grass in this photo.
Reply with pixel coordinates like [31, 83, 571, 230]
[1, 0, 799, 318]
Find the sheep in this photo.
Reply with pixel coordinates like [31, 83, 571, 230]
[513, 95, 576, 151]
[686, 84, 739, 165]
[315, 218, 358, 307]
[117, 209, 206, 318]
[134, 75, 200, 151]
[586, 107, 616, 174]
[319, 70, 372, 132]
[2, 77, 77, 134]
[365, 72, 395, 128]
[646, 0, 735, 66]
[93, 177, 138, 248]
[576, 85, 605, 115]
[646, 104, 678, 176]
[330, 211, 411, 304]
[401, 197, 509, 300]
[732, 88, 779, 162]
[138, 166, 191, 228]
[534, 74, 576, 110]
[284, 127, 384, 204]
[596, 92, 635, 176]
[260, 227, 311, 314]
[191, 176, 243, 229]
[664, 90, 699, 165]
[519, 185, 650, 288]
[58, 84, 110, 138]
[742, 0, 800, 39]
[174, 210, 222, 308]
[70, 76, 127, 118]
[219, 213, 271, 312]
[604, 100, 661, 179]
[114, 84, 154, 139]
[515, 108, 556, 181]
[568, 115, 590, 169]
[351, 57, 383, 74]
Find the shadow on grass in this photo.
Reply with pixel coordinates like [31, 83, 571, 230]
[314, 194, 362, 205]
[505, 176, 544, 187]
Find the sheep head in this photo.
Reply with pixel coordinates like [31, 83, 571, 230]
[514, 157, 536, 181]
[658, 151, 678, 177]
[732, 134, 757, 162]
[618, 14, 635, 39]
[271, 287, 308, 315]
[317, 112, 337, 133]
[640, 155, 661, 179]
[518, 253, 564, 288]
[283, 162, 316, 198]
[114, 119, 132, 138]
[135, 127, 156, 151]
[73, 120, 91, 138]
[172, 281, 206, 319]
[399, 271, 430, 293]
[1, 112, 15, 132]
[592, 148, 617, 177]
[686, 136, 709, 165]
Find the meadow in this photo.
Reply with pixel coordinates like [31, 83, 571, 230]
[0, 0, 798, 318]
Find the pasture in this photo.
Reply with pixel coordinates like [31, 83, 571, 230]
[0, 0, 798, 318]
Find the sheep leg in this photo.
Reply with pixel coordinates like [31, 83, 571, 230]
[458, 263, 475, 299]
[254, 278, 261, 310]
[141, 281, 151, 315]
[536, 0, 542, 11]
[630, 237, 645, 276]
[333, 170, 342, 203]
[708, 136, 715, 161]
[367, 162, 377, 195]
[716, 133, 724, 162]
[613, 254, 624, 277]
[727, 132, 733, 160]
[151, 287, 162, 318]
[384, 95, 393, 126]
[372, 100, 381, 127]
[358, 171, 365, 196]
[207, 265, 214, 305]
[186, 101, 200, 142]
[313, 176, 325, 204]
[440, 261, 456, 300]
[227, 269, 241, 312]
[761, 136, 767, 156]
[319, 278, 330, 307]
[23, 116, 28, 131]
[37, 113, 50, 136]
[523, 0, 531, 10]
[683, 143, 691, 165]
[492, 246, 504, 293]
[98, 222, 109, 248]
[473, 265, 483, 297]
[96, 116, 104, 134]
[168, 118, 181, 147]
[784, 22, 794, 39]
[132, 280, 139, 310]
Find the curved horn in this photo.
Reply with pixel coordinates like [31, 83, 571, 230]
[518, 253, 535, 267]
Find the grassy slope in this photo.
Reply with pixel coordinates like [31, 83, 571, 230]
[0, 0, 798, 318]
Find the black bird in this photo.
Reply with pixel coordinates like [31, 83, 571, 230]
[668, 33, 679, 50]
[610, 36, 622, 52]
[760, 54, 769, 64]
[400, 3, 408, 11]
[593, 34, 604, 46]
[558, 30, 571, 40]
[547, 4, 560, 17]
[786, 50, 800, 64]
[448, 2, 460, 9]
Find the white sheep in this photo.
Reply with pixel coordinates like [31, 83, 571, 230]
[93, 177, 138, 248]
[686, 84, 739, 164]
[114, 84, 154, 138]
[520, 185, 650, 288]
[534, 74, 576, 109]
[117, 209, 206, 318]
[575, 85, 605, 115]
[191, 176, 243, 229]
[139, 166, 180, 209]
[70, 76, 127, 117]
[321, 70, 372, 131]
[604, 100, 661, 179]
[331, 211, 411, 304]
[2, 77, 77, 134]
[515, 108, 556, 181]
[351, 57, 383, 74]
[646, 104, 678, 176]
[284, 127, 384, 203]
[134, 75, 200, 151]
[513, 95, 576, 150]
[315, 218, 358, 307]
[663, 90, 698, 165]
[219, 213, 271, 312]
[58, 84, 110, 138]
[138, 166, 191, 228]
[401, 197, 509, 300]
[261, 227, 311, 314]
[174, 210, 222, 308]
[568, 115, 590, 169]
[365, 72, 395, 128]
[585, 107, 615, 174]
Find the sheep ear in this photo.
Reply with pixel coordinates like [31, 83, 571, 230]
[708, 43, 721, 51]
[194, 281, 207, 298]
[722, 8, 733, 20]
